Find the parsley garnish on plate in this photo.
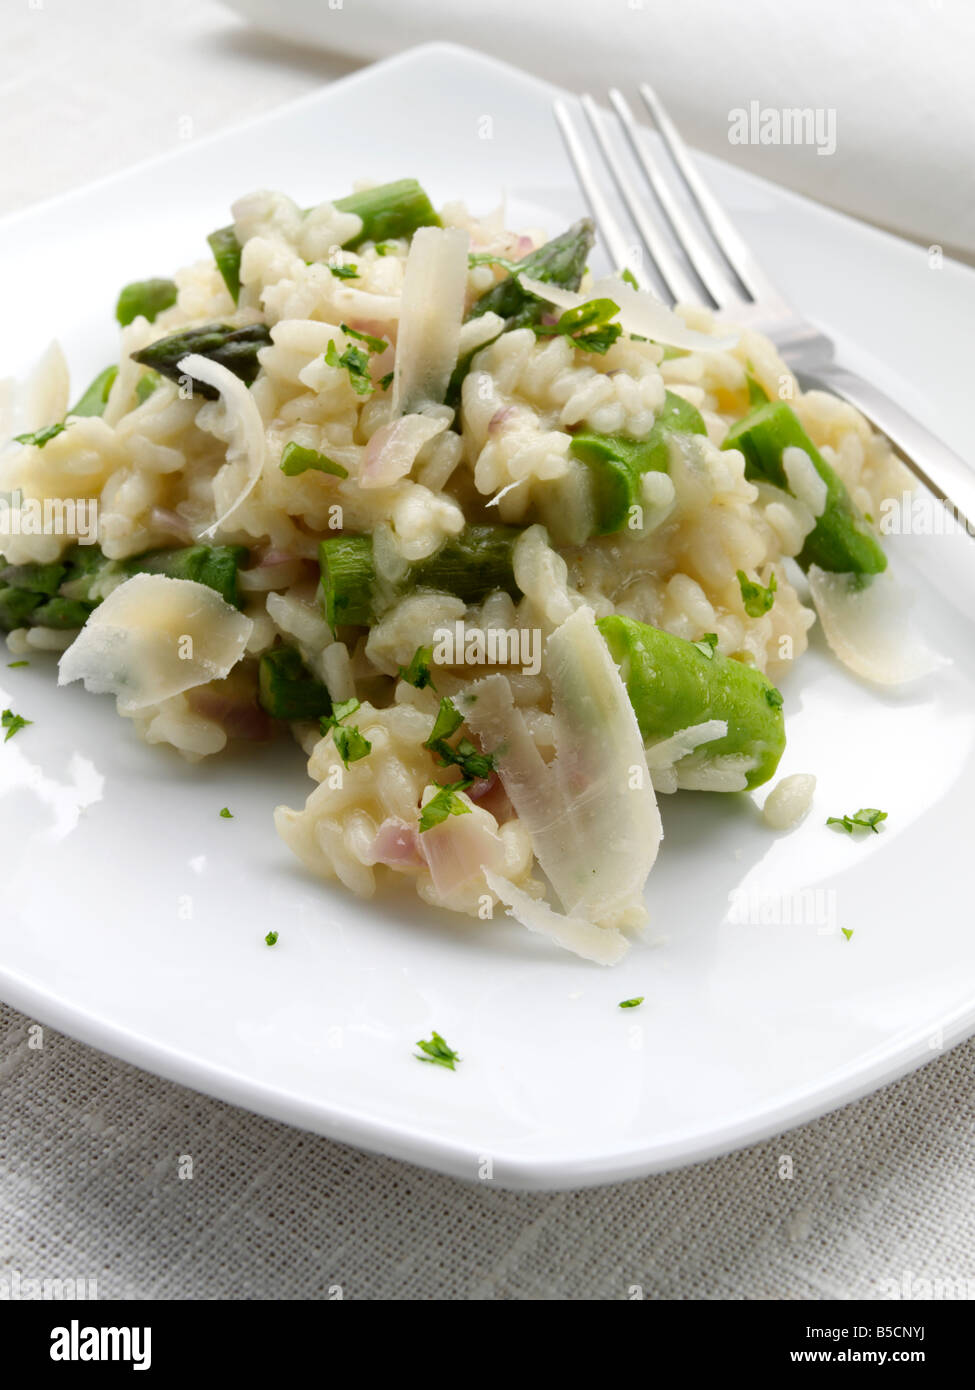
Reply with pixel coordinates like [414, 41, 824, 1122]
[1, 708, 31, 741]
[379, 370, 394, 391]
[765, 686, 784, 709]
[398, 645, 435, 690]
[414, 1031, 461, 1070]
[320, 697, 372, 769]
[265, 930, 279, 946]
[620, 267, 639, 289]
[534, 297, 622, 354]
[827, 808, 888, 835]
[329, 263, 359, 280]
[325, 340, 373, 396]
[619, 997, 644, 1009]
[737, 569, 777, 617]
[7, 661, 29, 669]
[219, 806, 233, 818]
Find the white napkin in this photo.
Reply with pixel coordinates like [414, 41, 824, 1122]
[223, 0, 974, 257]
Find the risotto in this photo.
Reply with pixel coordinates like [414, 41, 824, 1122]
[0, 179, 922, 962]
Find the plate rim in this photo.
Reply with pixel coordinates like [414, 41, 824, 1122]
[2, 39, 974, 1192]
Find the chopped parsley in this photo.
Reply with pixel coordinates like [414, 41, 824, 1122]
[379, 370, 394, 391]
[423, 697, 495, 780]
[737, 569, 777, 617]
[1, 708, 31, 741]
[534, 297, 622, 354]
[418, 781, 473, 833]
[13, 422, 66, 449]
[219, 806, 233, 818]
[827, 808, 888, 835]
[620, 267, 639, 289]
[339, 322, 388, 354]
[398, 645, 436, 690]
[325, 339, 373, 396]
[265, 930, 279, 946]
[279, 441, 348, 478]
[7, 661, 28, 669]
[841, 928, 854, 941]
[425, 696, 464, 746]
[468, 251, 523, 273]
[374, 241, 397, 257]
[414, 1030, 461, 1070]
[321, 697, 372, 768]
[765, 685, 784, 709]
[329, 263, 359, 280]
[619, 997, 644, 1009]
[692, 633, 719, 659]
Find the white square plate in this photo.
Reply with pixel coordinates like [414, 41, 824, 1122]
[2, 43, 975, 1190]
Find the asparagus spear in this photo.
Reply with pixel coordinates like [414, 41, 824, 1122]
[722, 402, 886, 575]
[0, 587, 43, 630]
[258, 645, 332, 721]
[205, 179, 440, 302]
[319, 524, 521, 629]
[207, 225, 242, 304]
[122, 544, 249, 608]
[445, 218, 595, 406]
[115, 278, 178, 327]
[132, 323, 272, 399]
[467, 218, 595, 328]
[570, 391, 707, 535]
[68, 365, 119, 418]
[598, 614, 786, 790]
[334, 178, 441, 249]
[0, 543, 250, 632]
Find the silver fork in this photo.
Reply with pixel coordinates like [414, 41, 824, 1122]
[555, 86, 975, 535]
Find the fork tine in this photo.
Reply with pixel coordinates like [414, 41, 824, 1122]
[578, 95, 699, 305]
[637, 80, 785, 308]
[552, 99, 633, 279]
[609, 89, 743, 309]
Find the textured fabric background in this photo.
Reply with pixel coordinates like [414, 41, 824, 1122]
[2, 0, 974, 1302]
[2, 1001, 974, 1300]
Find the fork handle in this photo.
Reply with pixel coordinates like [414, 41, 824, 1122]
[800, 361, 975, 535]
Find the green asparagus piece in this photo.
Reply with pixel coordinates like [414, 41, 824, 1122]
[467, 218, 595, 328]
[30, 597, 95, 629]
[0, 587, 43, 629]
[258, 645, 332, 722]
[597, 614, 786, 790]
[132, 323, 272, 399]
[0, 559, 68, 596]
[0, 542, 250, 632]
[318, 535, 376, 629]
[207, 225, 242, 304]
[68, 365, 118, 418]
[570, 391, 707, 535]
[722, 401, 886, 575]
[446, 218, 595, 406]
[335, 179, 440, 249]
[319, 524, 522, 629]
[115, 278, 178, 327]
[123, 544, 249, 608]
[135, 371, 161, 404]
[205, 180, 438, 302]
